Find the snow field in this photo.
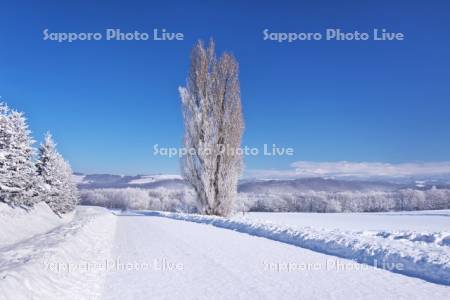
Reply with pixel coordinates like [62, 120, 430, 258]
[146, 210, 450, 285]
[243, 210, 450, 232]
[0, 205, 117, 300]
[104, 212, 450, 299]
[2, 205, 450, 299]
[0, 202, 72, 246]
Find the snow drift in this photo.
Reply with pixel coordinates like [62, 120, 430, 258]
[0, 206, 116, 300]
[0, 202, 71, 246]
[142, 211, 450, 285]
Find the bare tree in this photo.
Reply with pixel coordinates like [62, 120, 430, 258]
[179, 39, 244, 216]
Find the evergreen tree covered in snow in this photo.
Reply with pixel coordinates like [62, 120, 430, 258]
[36, 133, 79, 214]
[0, 103, 40, 206]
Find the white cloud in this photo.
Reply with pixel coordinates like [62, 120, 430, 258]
[244, 169, 299, 180]
[246, 161, 450, 179]
[292, 161, 450, 178]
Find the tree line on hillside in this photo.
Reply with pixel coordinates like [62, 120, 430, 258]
[80, 187, 198, 212]
[79, 186, 450, 213]
[240, 188, 450, 213]
[0, 103, 78, 215]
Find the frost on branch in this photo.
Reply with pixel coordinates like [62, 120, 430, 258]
[179, 39, 244, 216]
[0, 103, 40, 206]
[36, 132, 79, 214]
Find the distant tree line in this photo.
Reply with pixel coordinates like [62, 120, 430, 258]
[240, 188, 450, 213]
[79, 185, 450, 213]
[80, 187, 198, 213]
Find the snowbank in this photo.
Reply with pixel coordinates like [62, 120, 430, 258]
[144, 211, 450, 285]
[363, 230, 450, 247]
[0, 201, 71, 247]
[0, 206, 117, 300]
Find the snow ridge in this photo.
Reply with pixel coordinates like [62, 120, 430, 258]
[145, 211, 450, 286]
[0, 206, 116, 300]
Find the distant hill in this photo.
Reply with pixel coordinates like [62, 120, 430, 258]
[73, 173, 187, 190]
[73, 173, 450, 192]
[237, 177, 404, 193]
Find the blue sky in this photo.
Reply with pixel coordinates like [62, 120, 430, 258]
[0, 0, 449, 175]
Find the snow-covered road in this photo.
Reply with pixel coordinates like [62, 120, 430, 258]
[102, 214, 450, 300]
[2, 206, 450, 299]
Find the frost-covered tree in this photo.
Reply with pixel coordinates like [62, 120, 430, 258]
[179, 40, 244, 216]
[0, 103, 12, 200]
[36, 132, 78, 214]
[79, 187, 197, 212]
[0, 103, 40, 206]
[238, 188, 450, 213]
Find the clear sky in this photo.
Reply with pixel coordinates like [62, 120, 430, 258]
[1, 0, 449, 175]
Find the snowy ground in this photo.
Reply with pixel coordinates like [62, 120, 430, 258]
[0, 204, 116, 300]
[242, 210, 450, 232]
[0, 202, 72, 246]
[1, 205, 450, 299]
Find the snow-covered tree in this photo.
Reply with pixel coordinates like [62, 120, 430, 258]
[179, 39, 244, 216]
[79, 187, 197, 212]
[36, 132, 78, 214]
[0, 103, 40, 206]
[0, 103, 12, 200]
